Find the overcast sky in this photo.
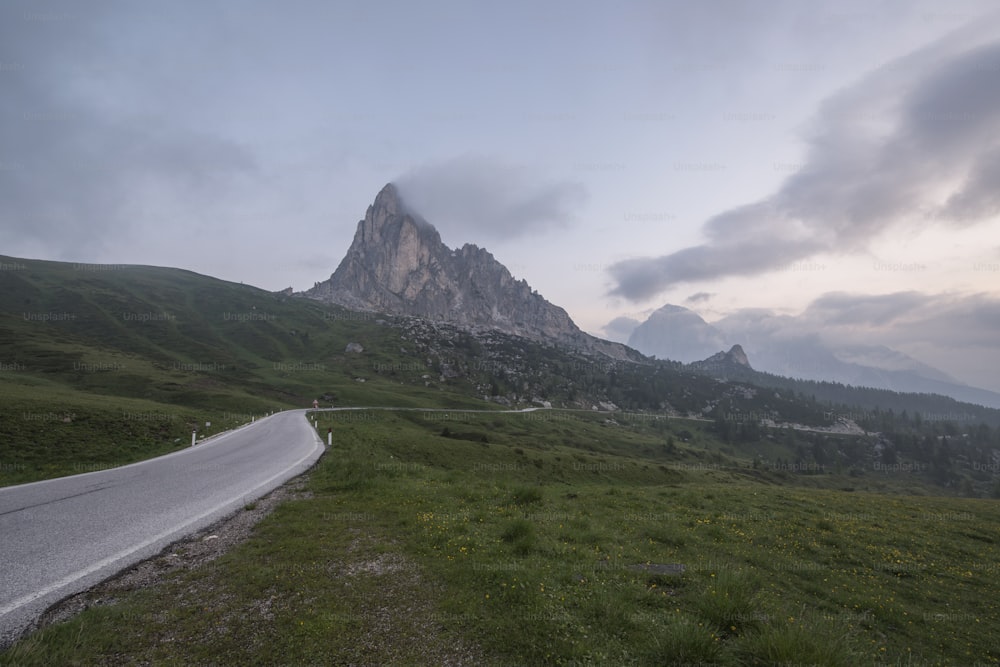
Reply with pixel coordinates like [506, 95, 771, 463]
[2, 0, 999, 391]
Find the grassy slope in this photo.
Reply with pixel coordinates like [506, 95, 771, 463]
[5, 254, 996, 492]
[0, 254, 836, 486]
[0, 255, 487, 407]
[0, 256, 497, 484]
[3, 411, 998, 665]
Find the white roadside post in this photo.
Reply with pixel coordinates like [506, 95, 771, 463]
[191, 430, 196, 447]
[327, 428, 332, 447]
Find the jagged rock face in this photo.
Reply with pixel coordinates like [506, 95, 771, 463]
[304, 183, 607, 350]
[690, 344, 754, 378]
[727, 344, 750, 367]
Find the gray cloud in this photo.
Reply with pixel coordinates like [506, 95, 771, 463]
[802, 291, 930, 327]
[394, 155, 588, 244]
[0, 2, 259, 258]
[609, 28, 1000, 301]
[815, 292, 1000, 350]
[601, 315, 641, 343]
[720, 291, 1000, 348]
[941, 148, 1000, 221]
[685, 291, 715, 304]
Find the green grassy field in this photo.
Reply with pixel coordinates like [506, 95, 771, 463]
[4, 409, 998, 665]
[3, 255, 999, 664]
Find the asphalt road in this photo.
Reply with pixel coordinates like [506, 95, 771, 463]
[0, 409, 324, 647]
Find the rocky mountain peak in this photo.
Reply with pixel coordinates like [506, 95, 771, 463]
[301, 183, 634, 359]
[372, 182, 402, 216]
[689, 343, 755, 379]
[727, 344, 750, 367]
[356, 182, 439, 249]
[365, 183, 404, 221]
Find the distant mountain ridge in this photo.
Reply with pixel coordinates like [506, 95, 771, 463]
[627, 304, 727, 363]
[303, 183, 635, 360]
[629, 303, 1000, 409]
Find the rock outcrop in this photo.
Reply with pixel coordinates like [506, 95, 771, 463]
[689, 345, 754, 380]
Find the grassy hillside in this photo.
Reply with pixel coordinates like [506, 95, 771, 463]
[0, 254, 486, 407]
[0, 256, 498, 484]
[0, 254, 829, 485]
[4, 410, 998, 665]
[3, 254, 999, 496]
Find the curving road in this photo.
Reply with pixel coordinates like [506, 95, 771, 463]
[0, 404, 608, 647]
[0, 409, 324, 647]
